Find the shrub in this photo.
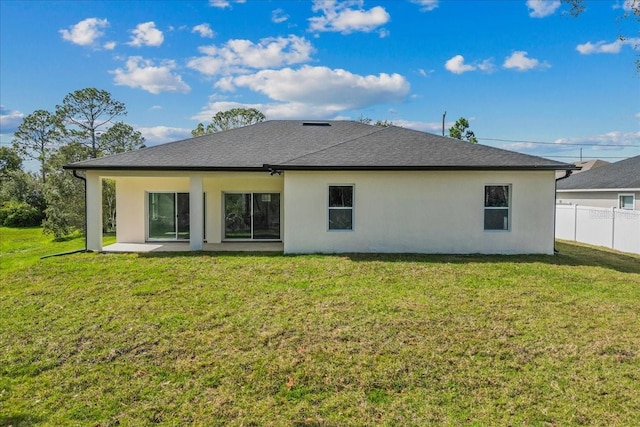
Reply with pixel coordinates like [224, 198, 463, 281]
[0, 201, 44, 227]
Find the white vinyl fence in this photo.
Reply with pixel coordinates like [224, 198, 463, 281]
[556, 204, 640, 254]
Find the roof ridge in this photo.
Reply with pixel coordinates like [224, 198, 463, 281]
[272, 123, 387, 165]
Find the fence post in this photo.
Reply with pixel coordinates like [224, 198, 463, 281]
[573, 204, 578, 241]
[611, 207, 616, 250]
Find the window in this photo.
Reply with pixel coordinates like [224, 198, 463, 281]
[484, 185, 510, 231]
[619, 194, 635, 210]
[328, 185, 353, 230]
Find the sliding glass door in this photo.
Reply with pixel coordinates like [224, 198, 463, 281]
[148, 192, 190, 240]
[224, 193, 280, 240]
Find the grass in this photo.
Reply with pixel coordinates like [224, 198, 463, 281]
[0, 227, 115, 273]
[1, 227, 639, 426]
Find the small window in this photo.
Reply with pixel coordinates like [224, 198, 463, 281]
[328, 185, 353, 230]
[484, 185, 510, 231]
[619, 194, 635, 210]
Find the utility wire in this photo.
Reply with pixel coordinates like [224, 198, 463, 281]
[538, 154, 633, 159]
[478, 137, 640, 148]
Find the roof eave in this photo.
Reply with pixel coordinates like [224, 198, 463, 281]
[557, 188, 640, 192]
[265, 164, 577, 171]
[63, 164, 269, 172]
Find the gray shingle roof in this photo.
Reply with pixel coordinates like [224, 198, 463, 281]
[66, 120, 576, 171]
[557, 155, 640, 190]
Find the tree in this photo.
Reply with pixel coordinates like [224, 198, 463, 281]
[99, 122, 146, 155]
[449, 117, 478, 143]
[0, 169, 46, 227]
[192, 108, 265, 136]
[12, 110, 65, 183]
[42, 143, 91, 238]
[0, 147, 22, 177]
[56, 88, 127, 159]
[356, 116, 394, 127]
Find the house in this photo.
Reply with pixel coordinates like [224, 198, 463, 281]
[554, 159, 608, 179]
[556, 155, 640, 210]
[65, 120, 577, 254]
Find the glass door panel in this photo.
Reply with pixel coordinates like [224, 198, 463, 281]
[253, 193, 280, 239]
[149, 193, 176, 239]
[224, 193, 252, 239]
[176, 193, 190, 240]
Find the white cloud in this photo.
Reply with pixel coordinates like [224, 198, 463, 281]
[111, 57, 190, 94]
[138, 126, 192, 145]
[504, 130, 640, 153]
[410, 0, 439, 12]
[526, 0, 561, 18]
[503, 51, 550, 71]
[477, 58, 496, 73]
[150, 105, 162, 110]
[444, 55, 494, 74]
[103, 41, 116, 50]
[128, 22, 164, 47]
[187, 35, 314, 76]
[309, 0, 390, 34]
[0, 106, 24, 133]
[553, 131, 640, 150]
[418, 68, 434, 77]
[445, 55, 476, 74]
[209, 0, 246, 8]
[60, 18, 109, 47]
[215, 65, 410, 112]
[576, 38, 640, 54]
[614, 0, 639, 12]
[392, 119, 445, 133]
[192, 23, 215, 38]
[272, 8, 289, 23]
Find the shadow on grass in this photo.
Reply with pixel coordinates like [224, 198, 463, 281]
[0, 414, 43, 427]
[133, 241, 640, 275]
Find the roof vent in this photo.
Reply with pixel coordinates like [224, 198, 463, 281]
[302, 122, 331, 126]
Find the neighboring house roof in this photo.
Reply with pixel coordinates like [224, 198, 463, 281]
[557, 155, 640, 190]
[554, 159, 609, 179]
[574, 159, 609, 172]
[66, 120, 576, 172]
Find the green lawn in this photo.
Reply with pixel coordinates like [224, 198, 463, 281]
[1, 227, 639, 426]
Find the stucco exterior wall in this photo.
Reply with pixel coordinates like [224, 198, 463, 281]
[113, 172, 283, 244]
[283, 170, 557, 254]
[556, 190, 639, 210]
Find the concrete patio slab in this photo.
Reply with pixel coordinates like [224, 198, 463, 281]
[102, 242, 284, 253]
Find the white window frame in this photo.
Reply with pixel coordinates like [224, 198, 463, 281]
[484, 184, 511, 232]
[618, 193, 635, 210]
[328, 184, 354, 232]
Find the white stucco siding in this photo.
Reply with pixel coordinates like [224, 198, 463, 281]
[113, 172, 283, 244]
[284, 170, 556, 254]
[115, 176, 190, 243]
[556, 190, 639, 210]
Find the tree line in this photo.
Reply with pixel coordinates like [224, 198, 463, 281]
[0, 88, 144, 238]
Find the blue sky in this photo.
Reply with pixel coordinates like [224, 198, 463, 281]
[1, 0, 639, 165]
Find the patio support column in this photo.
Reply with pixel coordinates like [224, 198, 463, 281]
[189, 175, 204, 251]
[85, 171, 103, 252]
